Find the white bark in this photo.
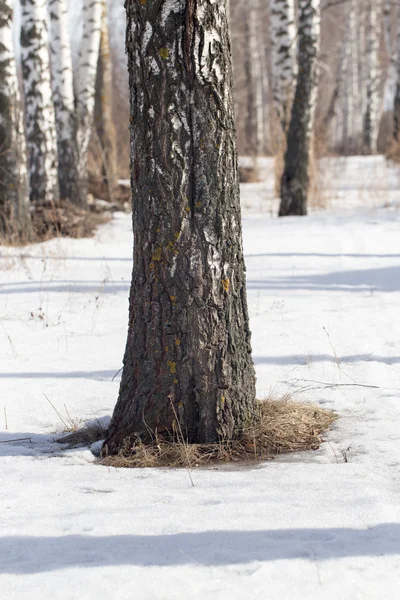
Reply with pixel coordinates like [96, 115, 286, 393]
[245, 0, 265, 155]
[364, 0, 382, 154]
[49, 0, 85, 204]
[20, 0, 59, 204]
[269, 0, 297, 134]
[0, 0, 31, 236]
[76, 0, 102, 169]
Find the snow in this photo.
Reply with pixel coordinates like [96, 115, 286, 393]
[1, 156, 400, 598]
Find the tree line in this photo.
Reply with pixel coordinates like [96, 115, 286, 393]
[1, 0, 400, 239]
[0, 0, 116, 242]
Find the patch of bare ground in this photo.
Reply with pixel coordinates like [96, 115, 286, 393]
[31, 202, 111, 242]
[95, 397, 337, 469]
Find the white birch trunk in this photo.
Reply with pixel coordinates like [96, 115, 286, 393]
[363, 0, 382, 154]
[269, 0, 297, 134]
[76, 0, 102, 189]
[20, 0, 59, 205]
[245, 0, 265, 156]
[0, 0, 31, 237]
[49, 0, 85, 205]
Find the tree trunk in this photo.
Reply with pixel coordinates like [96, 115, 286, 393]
[244, 0, 265, 156]
[94, 0, 117, 201]
[20, 0, 59, 205]
[0, 0, 31, 239]
[269, 0, 297, 134]
[279, 0, 321, 217]
[394, 2, 400, 141]
[105, 0, 256, 452]
[363, 0, 382, 154]
[76, 0, 102, 201]
[49, 0, 85, 206]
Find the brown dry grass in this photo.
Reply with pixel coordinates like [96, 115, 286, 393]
[31, 202, 110, 242]
[99, 397, 337, 469]
[239, 164, 262, 183]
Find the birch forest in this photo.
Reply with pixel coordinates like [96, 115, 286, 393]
[1, 0, 399, 236]
[3, 1, 400, 593]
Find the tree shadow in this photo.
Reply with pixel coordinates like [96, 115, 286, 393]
[246, 252, 400, 259]
[247, 265, 400, 293]
[0, 370, 121, 380]
[0, 431, 63, 458]
[253, 354, 400, 366]
[1, 525, 400, 573]
[0, 280, 129, 295]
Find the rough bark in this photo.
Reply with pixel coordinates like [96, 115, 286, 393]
[20, 0, 59, 205]
[269, 0, 297, 134]
[279, 0, 321, 217]
[76, 0, 102, 198]
[49, 0, 85, 206]
[94, 0, 117, 200]
[363, 0, 382, 154]
[105, 0, 256, 451]
[0, 0, 31, 238]
[244, 0, 264, 156]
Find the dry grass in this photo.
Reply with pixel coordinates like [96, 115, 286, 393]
[31, 202, 110, 242]
[99, 397, 337, 469]
[239, 164, 262, 183]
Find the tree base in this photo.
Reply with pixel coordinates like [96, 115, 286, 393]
[99, 398, 337, 468]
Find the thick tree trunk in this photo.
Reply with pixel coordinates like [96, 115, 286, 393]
[105, 0, 256, 452]
[363, 0, 382, 154]
[269, 0, 297, 134]
[49, 0, 85, 206]
[0, 0, 31, 238]
[76, 0, 102, 201]
[20, 0, 59, 205]
[244, 0, 264, 156]
[94, 0, 117, 200]
[279, 0, 321, 217]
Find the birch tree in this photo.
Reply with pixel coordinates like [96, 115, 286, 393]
[279, 0, 321, 216]
[269, 0, 297, 134]
[244, 0, 265, 156]
[20, 0, 59, 204]
[105, 0, 256, 453]
[363, 0, 382, 154]
[76, 0, 102, 196]
[49, 0, 85, 205]
[0, 0, 31, 238]
[94, 0, 117, 200]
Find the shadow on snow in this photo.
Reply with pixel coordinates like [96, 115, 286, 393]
[0, 525, 400, 572]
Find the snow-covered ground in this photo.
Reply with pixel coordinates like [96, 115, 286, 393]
[1, 156, 400, 599]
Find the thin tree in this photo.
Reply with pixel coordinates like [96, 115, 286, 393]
[49, 0, 85, 206]
[94, 0, 117, 201]
[20, 0, 59, 204]
[105, 0, 256, 452]
[363, 0, 382, 154]
[279, 0, 321, 217]
[76, 0, 102, 199]
[0, 0, 31, 239]
[269, 0, 297, 134]
[244, 0, 265, 156]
